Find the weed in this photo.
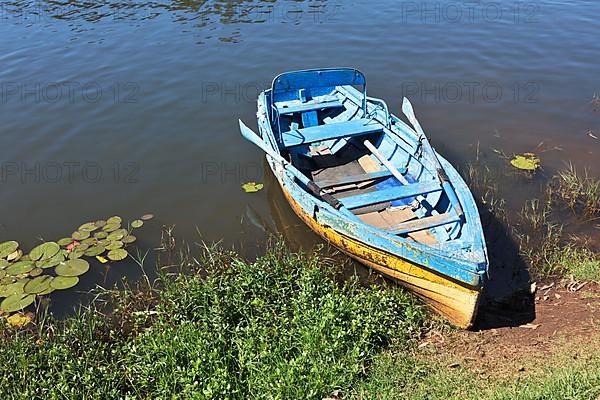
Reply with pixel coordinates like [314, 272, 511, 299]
[550, 163, 600, 216]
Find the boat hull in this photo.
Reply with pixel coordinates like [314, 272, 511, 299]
[278, 179, 481, 329]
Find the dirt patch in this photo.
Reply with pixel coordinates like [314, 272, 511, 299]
[418, 282, 600, 377]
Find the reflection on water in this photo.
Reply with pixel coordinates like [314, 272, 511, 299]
[1, 0, 341, 41]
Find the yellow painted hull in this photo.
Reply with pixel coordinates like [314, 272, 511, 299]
[281, 185, 481, 329]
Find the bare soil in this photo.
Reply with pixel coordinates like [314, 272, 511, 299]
[418, 282, 600, 377]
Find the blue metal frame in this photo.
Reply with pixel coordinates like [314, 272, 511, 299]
[270, 68, 368, 126]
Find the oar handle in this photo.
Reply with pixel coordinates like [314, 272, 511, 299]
[401, 99, 465, 220]
[239, 119, 346, 212]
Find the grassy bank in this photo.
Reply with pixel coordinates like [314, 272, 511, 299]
[2, 242, 599, 399]
[0, 244, 424, 399]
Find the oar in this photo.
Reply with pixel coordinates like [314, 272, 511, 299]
[401, 98, 464, 219]
[239, 120, 353, 217]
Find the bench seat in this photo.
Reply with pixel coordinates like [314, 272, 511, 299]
[390, 212, 461, 235]
[282, 118, 383, 148]
[339, 180, 441, 210]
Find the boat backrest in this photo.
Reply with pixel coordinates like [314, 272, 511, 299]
[271, 68, 366, 105]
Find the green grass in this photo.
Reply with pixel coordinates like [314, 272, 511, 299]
[0, 243, 424, 399]
[351, 347, 600, 399]
[552, 163, 600, 216]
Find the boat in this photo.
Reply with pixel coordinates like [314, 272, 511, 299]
[239, 68, 488, 328]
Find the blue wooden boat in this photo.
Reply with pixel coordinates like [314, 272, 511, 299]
[239, 68, 488, 328]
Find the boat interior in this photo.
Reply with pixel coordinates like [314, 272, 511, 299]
[266, 69, 480, 257]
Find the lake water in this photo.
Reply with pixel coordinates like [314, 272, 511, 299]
[1, 0, 599, 313]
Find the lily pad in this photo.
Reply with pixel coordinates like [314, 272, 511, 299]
[78, 222, 98, 232]
[24, 276, 53, 294]
[140, 213, 154, 221]
[94, 231, 108, 239]
[0, 270, 5, 279]
[37, 252, 65, 269]
[0, 241, 19, 258]
[131, 219, 144, 228]
[72, 230, 91, 240]
[0, 260, 9, 269]
[29, 242, 60, 261]
[0, 293, 35, 313]
[0, 276, 17, 285]
[105, 241, 124, 250]
[6, 249, 23, 262]
[95, 219, 107, 228]
[84, 245, 105, 257]
[103, 223, 120, 232]
[51, 276, 79, 290]
[74, 243, 90, 252]
[68, 248, 85, 260]
[107, 216, 122, 224]
[107, 230, 126, 241]
[29, 268, 43, 277]
[58, 237, 74, 246]
[55, 259, 89, 277]
[122, 235, 136, 244]
[38, 286, 55, 295]
[81, 237, 97, 245]
[6, 312, 33, 327]
[510, 153, 541, 171]
[107, 249, 128, 261]
[241, 182, 264, 193]
[6, 261, 34, 276]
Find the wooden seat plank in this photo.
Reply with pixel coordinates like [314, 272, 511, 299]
[390, 212, 461, 235]
[340, 181, 441, 210]
[316, 170, 395, 188]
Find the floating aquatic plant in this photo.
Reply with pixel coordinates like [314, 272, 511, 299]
[24, 276, 53, 294]
[103, 223, 120, 232]
[107, 249, 128, 261]
[122, 235, 136, 244]
[6, 249, 22, 262]
[510, 153, 541, 171]
[6, 312, 33, 327]
[105, 241, 124, 250]
[51, 276, 79, 290]
[241, 182, 264, 193]
[6, 261, 34, 276]
[1, 293, 35, 313]
[72, 231, 91, 241]
[0, 241, 19, 258]
[55, 259, 89, 277]
[107, 216, 122, 224]
[0, 214, 152, 320]
[29, 242, 60, 261]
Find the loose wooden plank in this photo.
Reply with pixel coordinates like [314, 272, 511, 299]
[390, 212, 460, 235]
[316, 170, 394, 188]
[358, 154, 381, 173]
[282, 118, 383, 147]
[340, 181, 441, 209]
